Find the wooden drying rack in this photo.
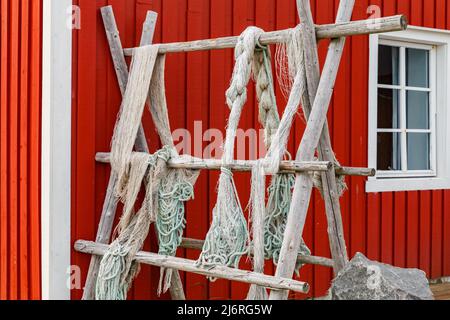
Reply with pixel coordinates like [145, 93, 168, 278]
[75, 0, 407, 300]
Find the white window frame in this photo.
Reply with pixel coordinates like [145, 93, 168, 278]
[375, 39, 436, 179]
[367, 26, 450, 193]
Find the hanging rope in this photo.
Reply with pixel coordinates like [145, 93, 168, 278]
[97, 46, 200, 300]
[156, 172, 195, 258]
[264, 25, 308, 175]
[156, 166, 199, 294]
[197, 168, 248, 272]
[110, 46, 160, 196]
[96, 45, 161, 300]
[96, 148, 171, 300]
[264, 173, 311, 275]
[247, 161, 268, 300]
[148, 55, 201, 295]
[246, 41, 278, 300]
[252, 39, 311, 293]
[253, 42, 280, 148]
[197, 27, 267, 273]
[273, 25, 347, 197]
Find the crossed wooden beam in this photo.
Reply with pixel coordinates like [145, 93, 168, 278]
[76, 0, 407, 300]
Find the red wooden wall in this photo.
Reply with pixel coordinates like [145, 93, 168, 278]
[71, 0, 450, 300]
[0, 0, 42, 300]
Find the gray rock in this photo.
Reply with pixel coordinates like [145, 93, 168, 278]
[331, 253, 434, 300]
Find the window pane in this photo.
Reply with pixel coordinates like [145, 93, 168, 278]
[407, 133, 430, 170]
[378, 89, 400, 129]
[406, 48, 429, 88]
[377, 133, 402, 171]
[406, 91, 430, 129]
[378, 45, 400, 85]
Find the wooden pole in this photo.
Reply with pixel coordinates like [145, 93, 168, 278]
[81, 6, 130, 301]
[297, 0, 349, 275]
[269, 0, 356, 301]
[82, 7, 185, 301]
[337, 166, 375, 177]
[95, 152, 375, 177]
[123, 15, 406, 55]
[134, 11, 158, 151]
[95, 152, 331, 172]
[75, 241, 310, 294]
[316, 15, 407, 39]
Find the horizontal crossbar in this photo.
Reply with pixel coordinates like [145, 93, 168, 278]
[96, 152, 331, 172]
[75, 240, 310, 294]
[123, 15, 406, 55]
[180, 238, 335, 268]
[95, 152, 376, 177]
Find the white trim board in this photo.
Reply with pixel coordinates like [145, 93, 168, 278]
[42, 0, 72, 300]
[367, 26, 450, 193]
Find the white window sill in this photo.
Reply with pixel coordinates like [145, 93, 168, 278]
[366, 176, 450, 193]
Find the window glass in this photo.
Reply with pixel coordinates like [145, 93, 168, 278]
[378, 89, 400, 129]
[377, 133, 402, 171]
[407, 133, 431, 170]
[406, 91, 429, 130]
[406, 48, 429, 88]
[378, 45, 400, 85]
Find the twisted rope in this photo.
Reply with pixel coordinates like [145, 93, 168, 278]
[245, 27, 316, 280]
[223, 27, 264, 163]
[253, 43, 280, 149]
[197, 27, 266, 273]
[247, 41, 280, 300]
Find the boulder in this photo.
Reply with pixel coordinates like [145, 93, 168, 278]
[331, 253, 434, 300]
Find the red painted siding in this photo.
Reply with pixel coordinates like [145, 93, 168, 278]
[71, 0, 450, 300]
[0, 0, 42, 300]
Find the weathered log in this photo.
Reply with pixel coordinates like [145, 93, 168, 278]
[75, 240, 310, 294]
[180, 238, 334, 268]
[269, 0, 356, 301]
[81, 5, 128, 301]
[95, 152, 375, 177]
[316, 14, 407, 39]
[337, 166, 375, 177]
[123, 15, 406, 55]
[95, 152, 331, 172]
[297, 0, 349, 277]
